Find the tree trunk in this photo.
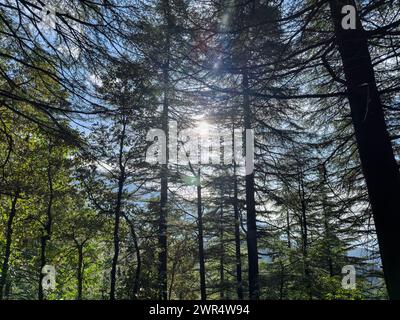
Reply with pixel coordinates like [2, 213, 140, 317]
[110, 118, 127, 300]
[322, 194, 334, 277]
[286, 208, 291, 249]
[298, 173, 311, 299]
[124, 214, 142, 299]
[219, 203, 225, 300]
[131, 225, 141, 300]
[0, 191, 19, 300]
[197, 169, 206, 300]
[158, 0, 172, 301]
[279, 262, 285, 300]
[110, 184, 122, 300]
[329, 0, 400, 299]
[168, 256, 177, 300]
[77, 244, 84, 300]
[39, 155, 54, 301]
[4, 278, 11, 298]
[233, 159, 243, 300]
[242, 70, 259, 300]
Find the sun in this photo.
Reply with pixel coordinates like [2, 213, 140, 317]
[196, 120, 210, 137]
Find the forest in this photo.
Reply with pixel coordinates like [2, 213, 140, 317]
[0, 0, 400, 300]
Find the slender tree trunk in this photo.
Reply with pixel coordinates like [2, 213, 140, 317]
[110, 175, 123, 300]
[158, 0, 171, 300]
[242, 70, 259, 300]
[131, 225, 141, 299]
[124, 214, 142, 299]
[322, 195, 334, 277]
[286, 208, 291, 249]
[109, 174, 123, 300]
[168, 240, 186, 299]
[0, 191, 19, 300]
[39, 155, 54, 300]
[110, 118, 127, 300]
[4, 278, 11, 298]
[197, 169, 206, 300]
[158, 87, 169, 299]
[299, 176, 308, 259]
[298, 173, 311, 299]
[279, 262, 285, 300]
[168, 257, 177, 300]
[329, 0, 400, 299]
[233, 159, 243, 300]
[77, 244, 84, 300]
[219, 204, 225, 300]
